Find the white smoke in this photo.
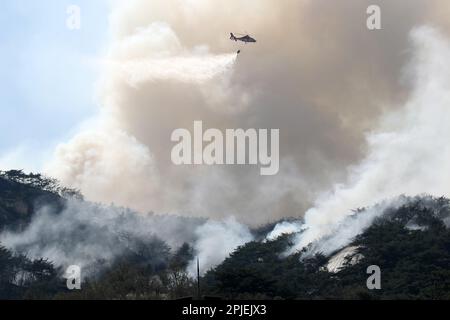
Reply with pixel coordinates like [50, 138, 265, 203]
[0, 194, 252, 278]
[265, 221, 305, 242]
[296, 198, 407, 258]
[282, 26, 450, 255]
[187, 217, 253, 276]
[0, 198, 204, 274]
[47, 122, 162, 213]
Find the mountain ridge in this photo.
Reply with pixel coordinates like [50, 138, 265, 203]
[0, 170, 449, 299]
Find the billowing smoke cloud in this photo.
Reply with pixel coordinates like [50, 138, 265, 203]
[284, 26, 450, 254]
[187, 217, 253, 276]
[47, 123, 162, 212]
[7, 25, 450, 274]
[45, 0, 450, 228]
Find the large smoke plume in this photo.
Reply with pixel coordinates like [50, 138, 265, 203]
[285, 26, 450, 254]
[44, 0, 450, 225]
[16, 0, 448, 271]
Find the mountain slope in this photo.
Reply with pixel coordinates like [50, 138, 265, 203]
[0, 170, 449, 299]
[0, 170, 66, 232]
[203, 197, 450, 299]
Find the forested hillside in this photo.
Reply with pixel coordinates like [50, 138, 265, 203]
[0, 171, 449, 299]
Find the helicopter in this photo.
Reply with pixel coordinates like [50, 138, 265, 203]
[230, 32, 256, 44]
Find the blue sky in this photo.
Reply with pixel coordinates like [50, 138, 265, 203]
[0, 0, 110, 170]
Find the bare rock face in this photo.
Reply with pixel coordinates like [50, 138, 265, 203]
[326, 246, 363, 273]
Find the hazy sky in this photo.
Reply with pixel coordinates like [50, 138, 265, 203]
[0, 0, 109, 170]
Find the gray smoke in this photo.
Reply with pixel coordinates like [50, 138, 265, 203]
[0, 198, 254, 275]
[0, 199, 203, 273]
[44, 0, 450, 225]
[283, 26, 450, 254]
[10, 0, 446, 274]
